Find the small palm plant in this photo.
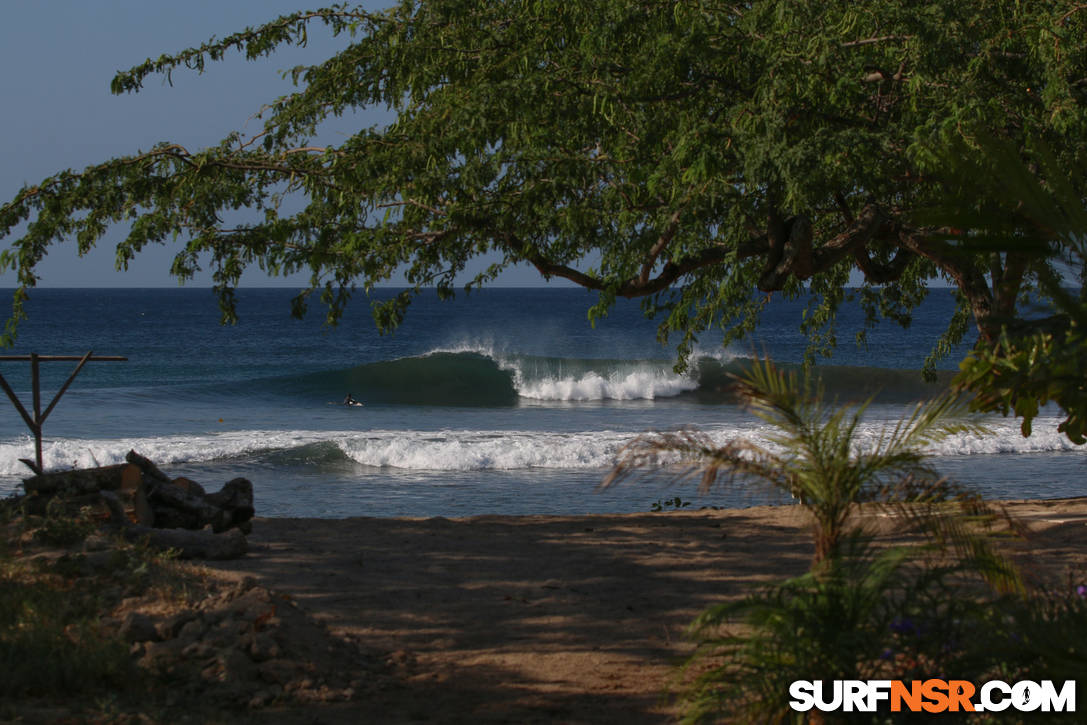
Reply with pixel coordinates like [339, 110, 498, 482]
[605, 357, 1019, 580]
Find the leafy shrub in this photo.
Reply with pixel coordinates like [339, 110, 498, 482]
[681, 539, 1086, 723]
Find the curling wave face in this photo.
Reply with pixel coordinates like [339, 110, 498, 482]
[263, 346, 960, 407]
[271, 348, 699, 405]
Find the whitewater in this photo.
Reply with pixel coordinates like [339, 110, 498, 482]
[0, 414, 1079, 477]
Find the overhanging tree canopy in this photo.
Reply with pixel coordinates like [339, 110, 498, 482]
[2, 0, 1086, 372]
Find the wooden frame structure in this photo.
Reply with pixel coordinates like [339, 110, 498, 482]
[0, 352, 127, 475]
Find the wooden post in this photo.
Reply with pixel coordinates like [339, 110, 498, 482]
[31, 353, 42, 475]
[0, 352, 127, 474]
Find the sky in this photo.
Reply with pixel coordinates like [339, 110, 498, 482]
[0, 0, 548, 288]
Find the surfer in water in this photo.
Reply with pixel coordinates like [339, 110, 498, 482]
[342, 393, 361, 406]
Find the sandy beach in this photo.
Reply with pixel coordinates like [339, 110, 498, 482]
[200, 498, 1087, 723]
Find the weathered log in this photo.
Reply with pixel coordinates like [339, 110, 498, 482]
[124, 449, 172, 484]
[99, 491, 247, 560]
[23, 463, 127, 495]
[206, 478, 255, 533]
[23, 451, 254, 534]
[170, 476, 207, 497]
[22, 462, 154, 525]
[22, 449, 169, 496]
[121, 464, 155, 526]
[149, 478, 235, 532]
[124, 451, 253, 532]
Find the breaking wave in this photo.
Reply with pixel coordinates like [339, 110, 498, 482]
[264, 345, 957, 406]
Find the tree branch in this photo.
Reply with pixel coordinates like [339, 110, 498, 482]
[758, 205, 883, 292]
[898, 229, 996, 337]
[525, 234, 770, 298]
[639, 209, 682, 285]
[854, 245, 915, 284]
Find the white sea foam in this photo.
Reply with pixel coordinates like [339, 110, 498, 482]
[0, 429, 629, 476]
[337, 430, 626, 470]
[516, 369, 698, 401]
[0, 415, 1081, 479]
[0, 430, 333, 477]
[709, 415, 1085, 459]
[425, 342, 699, 401]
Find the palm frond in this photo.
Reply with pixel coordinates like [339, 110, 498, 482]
[604, 358, 1018, 574]
[601, 427, 791, 495]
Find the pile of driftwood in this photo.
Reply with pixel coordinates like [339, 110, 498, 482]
[20, 450, 253, 559]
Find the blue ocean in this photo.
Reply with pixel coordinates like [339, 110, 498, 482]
[0, 288, 1081, 517]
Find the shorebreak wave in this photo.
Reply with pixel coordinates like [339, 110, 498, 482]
[0, 414, 1080, 477]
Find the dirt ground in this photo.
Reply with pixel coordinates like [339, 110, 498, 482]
[201, 498, 1087, 724]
